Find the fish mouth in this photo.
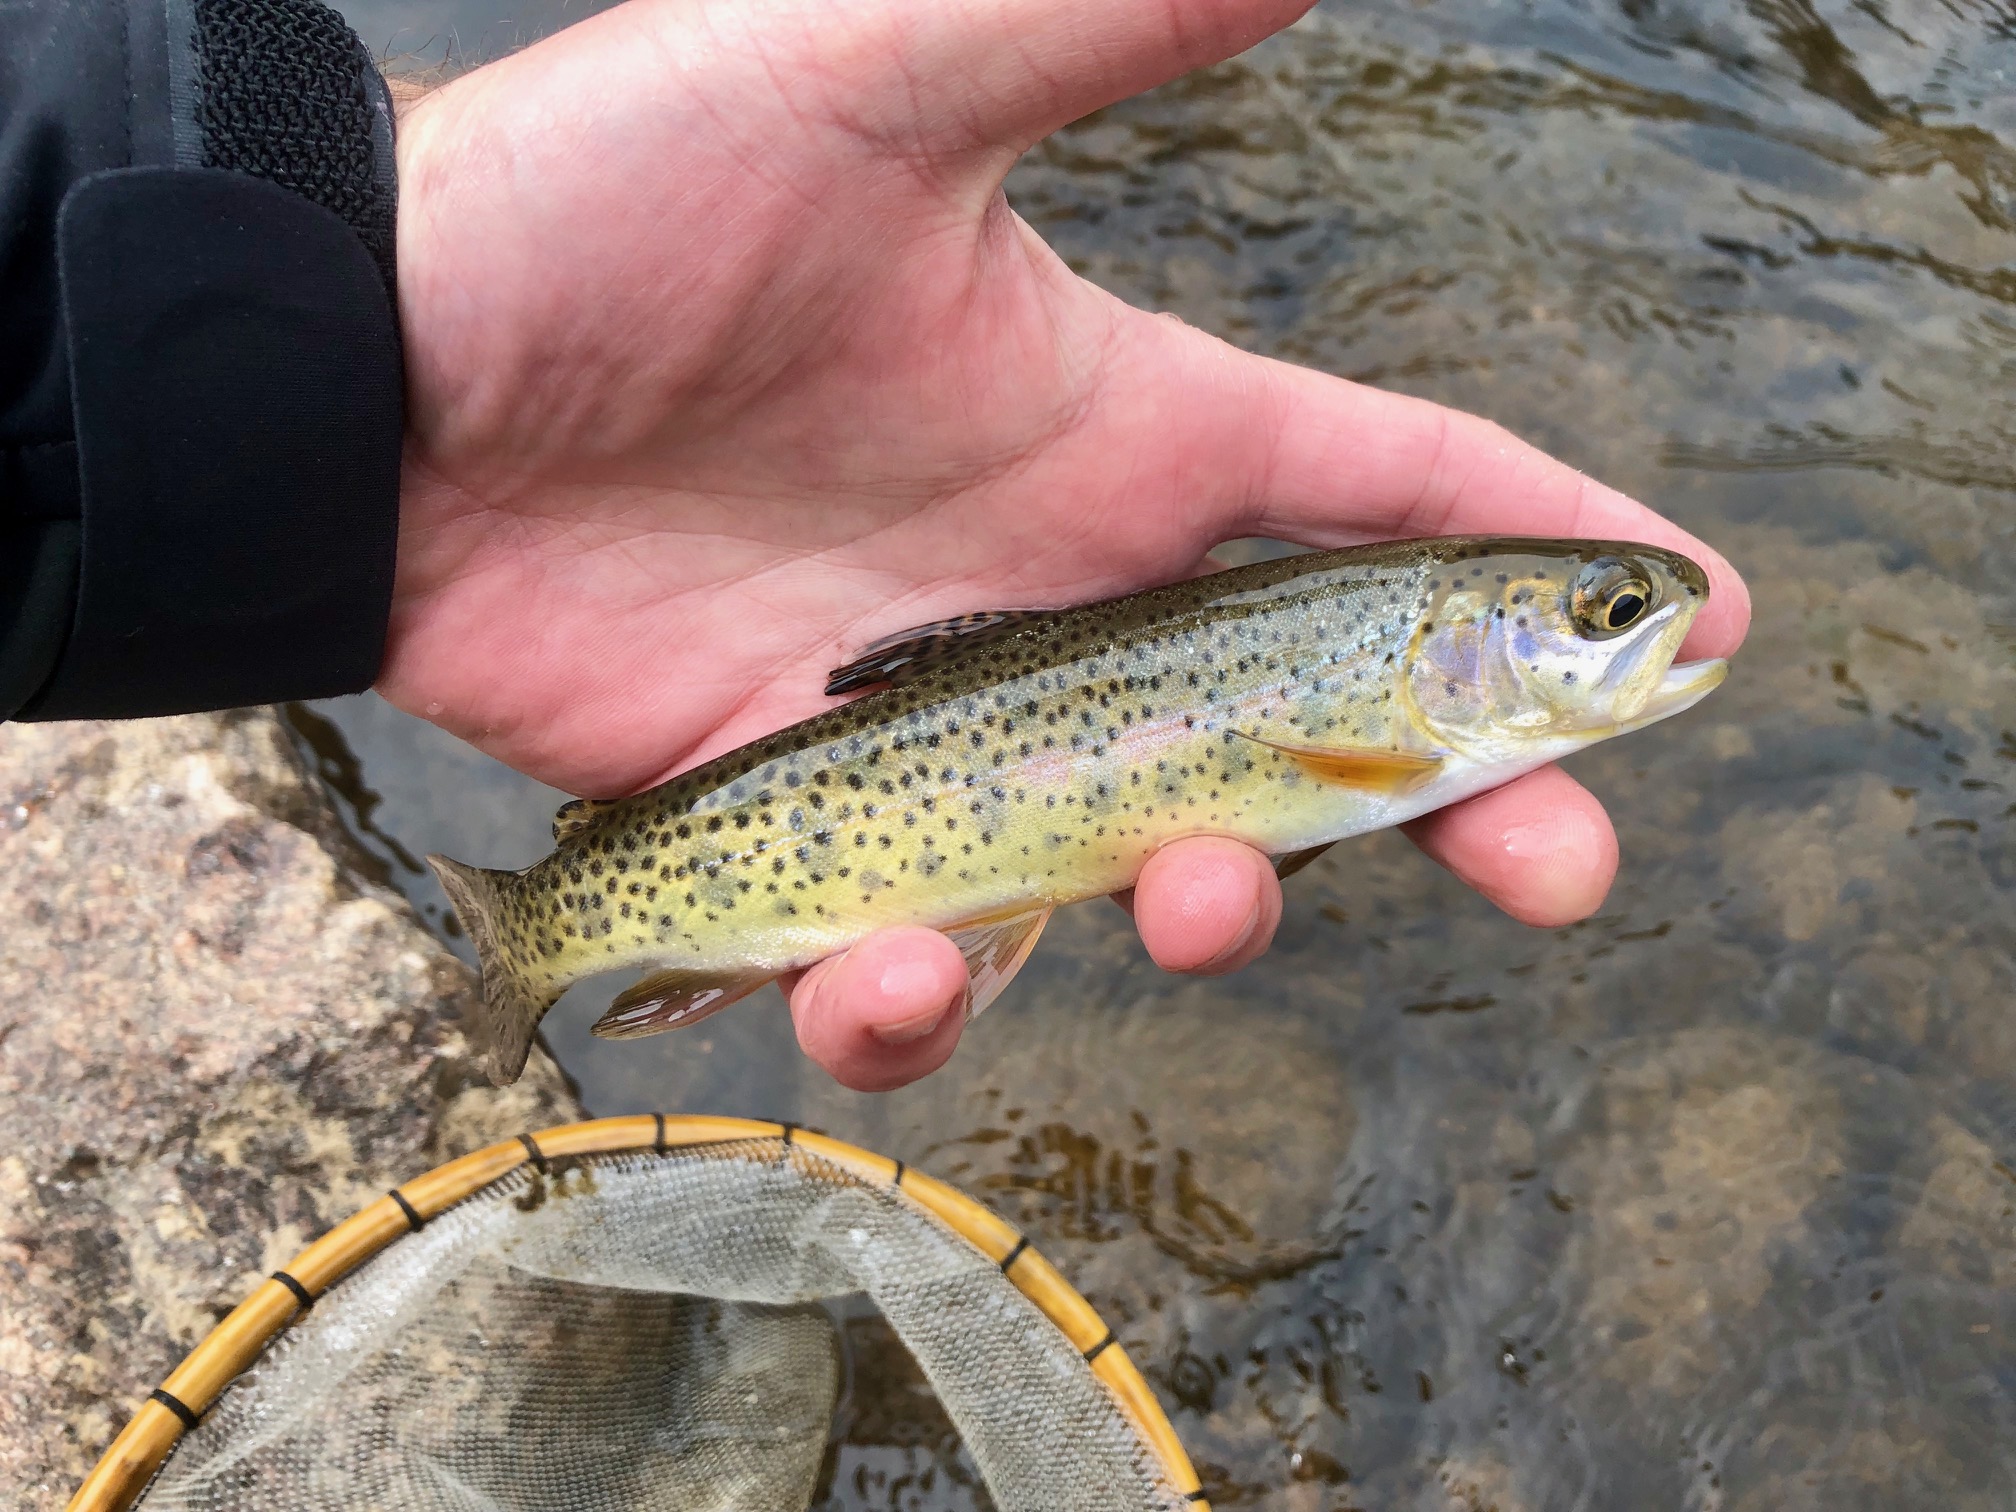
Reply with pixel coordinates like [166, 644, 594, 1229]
[1630, 657, 1728, 725]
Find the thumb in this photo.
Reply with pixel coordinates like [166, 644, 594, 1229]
[1117, 312, 1753, 664]
[810, 0, 1315, 156]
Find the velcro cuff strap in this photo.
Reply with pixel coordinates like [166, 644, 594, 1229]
[27, 166, 401, 720]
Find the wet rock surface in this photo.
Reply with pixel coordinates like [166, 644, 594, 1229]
[0, 710, 580, 1510]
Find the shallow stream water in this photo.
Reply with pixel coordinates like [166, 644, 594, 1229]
[319, 1, 2014, 1505]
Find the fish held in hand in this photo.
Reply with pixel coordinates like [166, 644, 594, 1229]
[431, 537, 1727, 1084]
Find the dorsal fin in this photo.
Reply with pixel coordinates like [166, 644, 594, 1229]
[825, 608, 1055, 695]
[551, 796, 624, 843]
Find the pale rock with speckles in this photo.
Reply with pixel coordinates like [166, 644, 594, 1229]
[0, 710, 580, 1510]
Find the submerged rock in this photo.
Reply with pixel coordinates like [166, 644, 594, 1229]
[0, 710, 581, 1510]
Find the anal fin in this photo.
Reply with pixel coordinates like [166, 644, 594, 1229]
[1235, 733, 1442, 794]
[944, 905, 1053, 1019]
[590, 967, 774, 1039]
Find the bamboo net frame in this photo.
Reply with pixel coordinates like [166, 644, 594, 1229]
[67, 1113, 1209, 1512]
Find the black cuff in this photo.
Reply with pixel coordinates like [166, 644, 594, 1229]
[0, 0, 403, 721]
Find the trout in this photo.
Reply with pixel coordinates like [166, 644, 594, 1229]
[432, 537, 1726, 1084]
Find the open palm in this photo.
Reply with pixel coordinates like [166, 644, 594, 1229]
[384, 0, 1749, 1089]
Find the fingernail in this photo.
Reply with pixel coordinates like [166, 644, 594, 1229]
[869, 998, 954, 1045]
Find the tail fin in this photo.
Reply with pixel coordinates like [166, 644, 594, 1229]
[428, 855, 561, 1087]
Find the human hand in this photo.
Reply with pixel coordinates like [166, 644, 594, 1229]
[384, 0, 1750, 1091]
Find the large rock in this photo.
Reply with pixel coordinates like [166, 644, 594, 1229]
[0, 709, 581, 1509]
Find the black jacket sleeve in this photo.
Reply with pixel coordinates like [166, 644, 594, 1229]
[0, 0, 403, 721]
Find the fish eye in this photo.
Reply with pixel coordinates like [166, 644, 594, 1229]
[1571, 559, 1658, 639]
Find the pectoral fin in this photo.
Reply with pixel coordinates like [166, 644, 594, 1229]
[943, 905, 1054, 1018]
[591, 968, 775, 1039]
[1235, 734, 1443, 794]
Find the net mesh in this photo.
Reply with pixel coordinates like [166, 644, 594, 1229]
[137, 1137, 1191, 1512]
